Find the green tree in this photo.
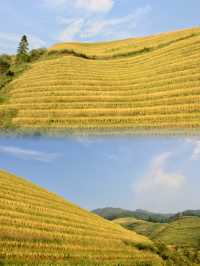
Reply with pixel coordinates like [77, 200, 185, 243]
[16, 35, 29, 63]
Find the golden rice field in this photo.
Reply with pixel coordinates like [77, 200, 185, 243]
[1, 27, 200, 134]
[0, 170, 163, 265]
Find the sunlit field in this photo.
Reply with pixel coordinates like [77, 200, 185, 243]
[0, 27, 200, 134]
[0, 170, 163, 266]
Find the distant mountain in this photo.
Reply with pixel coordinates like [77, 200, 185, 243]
[171, 209, 200, 220]
[92, 207, 173, 223]
[92, 207, 200, 223]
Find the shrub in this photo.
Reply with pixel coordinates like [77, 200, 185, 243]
[0, 55, 11, 74]
[155, 242, 172, 260]
[29, 48, 47, 61]
[135, 242, 157, 253]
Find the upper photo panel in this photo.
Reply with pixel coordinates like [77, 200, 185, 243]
[0, 1, 199, 135]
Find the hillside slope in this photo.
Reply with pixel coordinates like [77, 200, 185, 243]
[0, 170, 163, 265]
[49, 27, 200, 59]
[114, 217, 167, 239]
[114, 216, 200, 248]
[154, 216, 200, 248]
[1, 27, 200, 134]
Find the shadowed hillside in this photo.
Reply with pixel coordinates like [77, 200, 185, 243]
[114, 217, 167, 239]
[0, 27, 200, 134]
[114, 217, 200, 265]
[154, 216, 200, 248]
[114, 216, 200, 248]
[0, 170, 163, 266]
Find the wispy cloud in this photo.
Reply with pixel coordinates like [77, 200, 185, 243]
[58, 19, 84, 42]
[136, 152, 185, 192]
[186, 138, 200, 160]
[44, 0, 114, 13]
[0, 32, 46, 54]
[82, 5, 152, 39]
[74, 0, 114, 13]
[0, 146, 61, 163]
[133, 152, 187, 213]
[74, 136, 100, 147]
[57, 5, 152, 42]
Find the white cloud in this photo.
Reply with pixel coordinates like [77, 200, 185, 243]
[57, 5, 152, 42]
[82, 6, 151, 38]
[133, 152, 187, 213]
[74, 136, 102, 148]
[0, 32, 46, 54]
[58, 19, 84, 41]
[186, 138, 200, 160]
[136, 152, 185, 192]
[44, 0, 113, 13]
[0, 146, 61, 163]
[74, 0, 113, 13]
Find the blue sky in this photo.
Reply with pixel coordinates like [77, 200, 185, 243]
[0, 0, 199, 53]
[0, 136, 199, 213]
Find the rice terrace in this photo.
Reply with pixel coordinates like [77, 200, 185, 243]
[1, 27, 200, 135]
[0, 170, 163, 266]
[0, 1, 200, 266]
[0, 168, 199, 266]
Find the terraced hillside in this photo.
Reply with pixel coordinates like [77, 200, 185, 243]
[114, 216, 200, 248]
[1, 27, 200, 134]
[114, 217, 167, 240]
[154, 216, 200, 248]
[0, 170, 163, 266]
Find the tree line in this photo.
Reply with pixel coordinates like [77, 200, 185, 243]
[0, 35, 47, 76]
